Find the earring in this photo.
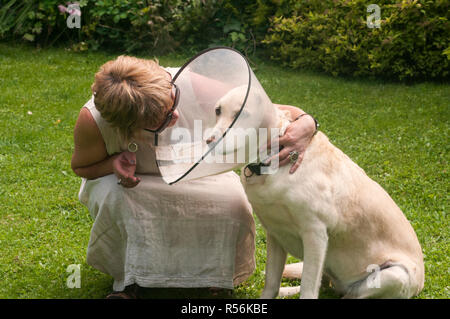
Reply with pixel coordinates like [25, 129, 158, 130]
[128, 142, 138, 153]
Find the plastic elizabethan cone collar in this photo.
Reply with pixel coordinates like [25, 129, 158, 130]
[155, 47, 275, 184]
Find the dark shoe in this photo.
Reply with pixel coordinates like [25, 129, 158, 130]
[106, 284, 139, 299]
[208, 287, 233, 297]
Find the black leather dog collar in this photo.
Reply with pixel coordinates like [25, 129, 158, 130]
[244, 162, 271, 177]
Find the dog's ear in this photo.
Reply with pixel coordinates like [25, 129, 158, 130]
[256, 92, 263, 106]
[249, 88, 263, 107]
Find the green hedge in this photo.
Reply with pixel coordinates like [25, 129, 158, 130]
[1, 0, 448, 80]
[0, 0, 252, 53]
[262, 0, 450, 80]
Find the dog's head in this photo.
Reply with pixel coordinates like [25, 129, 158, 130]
[206, 85, 268, 143]
[204, 85, 276, 164]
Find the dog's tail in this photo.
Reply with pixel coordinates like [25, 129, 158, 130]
[278, 262, 303, 297]
[282, 262, 303, 279]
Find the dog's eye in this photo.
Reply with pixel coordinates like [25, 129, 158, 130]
[215, 106, 221, 116]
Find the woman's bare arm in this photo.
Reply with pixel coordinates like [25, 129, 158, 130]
[71, 108, 115, 179]
[275, 104, 304, 120]
[71, 108, 141, 187]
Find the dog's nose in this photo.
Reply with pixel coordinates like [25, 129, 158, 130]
[206, 136, 216, 145]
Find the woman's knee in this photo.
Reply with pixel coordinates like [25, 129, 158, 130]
[84, 174, 130, 203]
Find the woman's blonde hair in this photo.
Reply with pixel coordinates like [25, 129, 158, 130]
[91, 55, 172, 140]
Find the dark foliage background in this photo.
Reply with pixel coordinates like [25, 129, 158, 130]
[0, 0, 448, 80]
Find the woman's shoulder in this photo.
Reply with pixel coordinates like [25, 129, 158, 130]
[163, 67, 180, 78]
[75, 107, 103, 143]
[80, 95, 111, 135]
[78, 96, 127, 155]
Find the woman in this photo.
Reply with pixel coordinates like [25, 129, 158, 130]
[71, 55, 317, 298]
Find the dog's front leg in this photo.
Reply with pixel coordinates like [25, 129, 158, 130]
[300, 226, 328, 299]
[260, 233, 287, 299]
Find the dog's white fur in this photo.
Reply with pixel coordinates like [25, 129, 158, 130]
[208, 86, 424, 299]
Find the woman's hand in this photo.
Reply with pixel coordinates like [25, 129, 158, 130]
[267, 111, 317, 174]
[279, 115, 316, 173]
[112, 151, 141, 188]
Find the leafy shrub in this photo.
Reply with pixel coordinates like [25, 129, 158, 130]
[1, 0, 448, 80]
[262, 0, 450, 79]
[0, 0, 253, 53]
[0, 0, 63, 44]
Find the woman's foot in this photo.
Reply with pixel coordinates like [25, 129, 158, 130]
[208, 287, 232, 297]
[106, 284, 140, 299]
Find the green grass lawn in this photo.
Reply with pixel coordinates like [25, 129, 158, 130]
[0, 42, 448, 299]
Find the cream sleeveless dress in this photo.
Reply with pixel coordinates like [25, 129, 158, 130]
[78, 68, 256, 292]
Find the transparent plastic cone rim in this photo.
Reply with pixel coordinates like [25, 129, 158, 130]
[155, 47, 277, 185]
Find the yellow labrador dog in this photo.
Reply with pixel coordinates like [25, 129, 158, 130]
[206, 86, 424, 299]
